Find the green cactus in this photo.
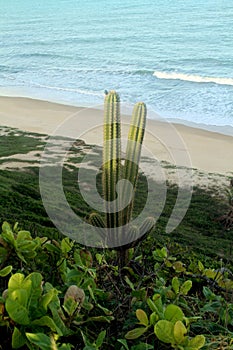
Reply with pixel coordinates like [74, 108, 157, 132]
[88, 91, 155, 266]
[102, 91, 122, 230]
[121, 102, 147, 226]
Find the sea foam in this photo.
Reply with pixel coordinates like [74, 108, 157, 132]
[153, 71, 233, 86]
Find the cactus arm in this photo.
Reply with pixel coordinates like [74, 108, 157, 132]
[121, 102, 147, 225]
[103, 91, 121, 229]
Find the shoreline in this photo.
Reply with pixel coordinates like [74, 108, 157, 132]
[0, 95, 232, 176]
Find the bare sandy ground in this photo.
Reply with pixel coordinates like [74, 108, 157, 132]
[0, 96, 232, 191]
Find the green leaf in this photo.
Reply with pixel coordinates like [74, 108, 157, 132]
[125, 327, 148, 340]
[41, 289, 57, 312]
[149, 312, 159, 325]
[0, 265, 12, 277]
[172, 277, 180, 294]
[136, 309, 149, 327]
[16, 230, 31, 241]
[117, 339, 129, 350]
[32, 316, 62, 335]
[180, 280, 192, 295]
[63, 297, 78, 316]
[124, 275, 135, 291]
[147, 298, 158, 313]
[173, 320, 187, 344]
[6, 298, 30, 325]
[173, 261, 186, 272]
[198, 261, 204, 272]
[152, 294, 164, 315]
[61, 237, 73, 255]
[26, 333, 54, 350]
[164, 304, 184, 323]
[79, 315, 114, 324]
[154, 320, 174, 343]
[96, 330, 106, 348]
[10, 289, 29, 307]
[8, 273, 25, 290]
[188, 335, 205, 349]
[96, 253, 103, 264]
[12, 327, 26, 349]
[49, 303, 71, 336]
[24, 273, 42, 311]
[2, 222, 15, 245]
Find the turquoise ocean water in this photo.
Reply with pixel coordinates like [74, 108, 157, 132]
[0, 0, 233, 128]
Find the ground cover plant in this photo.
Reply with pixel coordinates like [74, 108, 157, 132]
[0, 94, 233, 348]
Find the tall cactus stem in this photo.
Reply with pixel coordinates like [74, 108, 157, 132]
[121, 102, 147, 226]
[103, 91, 122, 240]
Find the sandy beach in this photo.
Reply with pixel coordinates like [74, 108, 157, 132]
[0, 95, 232, 179]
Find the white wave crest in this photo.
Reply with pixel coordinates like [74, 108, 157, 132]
[153, 71, 233, 86]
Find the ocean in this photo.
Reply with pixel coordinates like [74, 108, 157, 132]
[0, 0, 233, 129]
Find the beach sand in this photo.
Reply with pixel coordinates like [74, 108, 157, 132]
[0, 96, 232, 189]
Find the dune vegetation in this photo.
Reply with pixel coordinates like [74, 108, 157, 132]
[0, 93, 233, 349]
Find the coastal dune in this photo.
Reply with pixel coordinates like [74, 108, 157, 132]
[0, 95, 232, 176]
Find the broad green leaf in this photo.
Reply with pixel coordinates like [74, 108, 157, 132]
[154, 320, 174, 343]
[45, 242, 60, 254]
[31, 316, 62, 335]
[164, 304, 184, 323]
[63, 297, 77, 316]
[188, 335, 205, 349]
[125, 327, 148, 340]
[96, 330, 106, 348]
[8, 273, 25, 290]
[173, 261, 185, 272]
[16, 230, 31, 241]
[180, 280, 192, 295]
[6, 299, 30, 325]
[2, 221, 12, 232]
[26, 333, 54, 350]
[25, 273, 42, 310]
[172, 277, 180, 294]
[12, 327, 26, 349]
[0, 265, 12, 277]
[173, 320, 187, 344]
[2, 222, 15, 245]
[41, 289, 57, 311]
[10, 289, 28, 307]
[136, 309, 149, 327]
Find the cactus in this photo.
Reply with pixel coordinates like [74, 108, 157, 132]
[121, 102, 147, 226]
[88, 91, 154, 266]
[103, 91, 122, 230]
